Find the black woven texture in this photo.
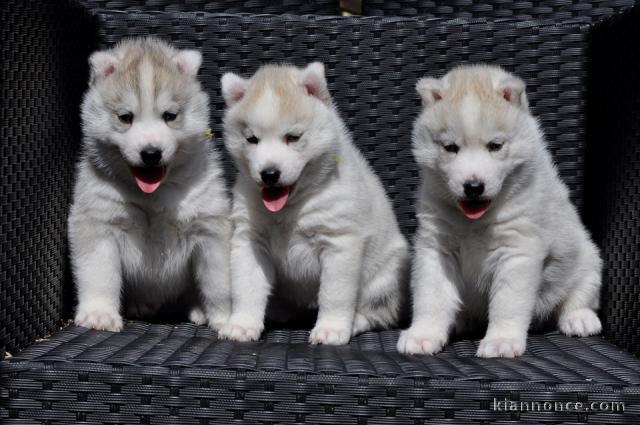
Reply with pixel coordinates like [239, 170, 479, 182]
[585, 8, 640, 357]
[0, 1, 97, 356]
[1, 3, 602, 356]
[95, 11, 591, 240]
[79, 0, 342, 15]
[362, 0, 638, 20]
[1, 322, 639, 424]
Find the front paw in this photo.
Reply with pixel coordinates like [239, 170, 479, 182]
[558, 308, 602, 337]
[218, 317, 263, 342]
[397, 327, 448, 355]
[309, 318, 352, 345]
[476, 335, 526, 358]
[188, 307, 208, 326]
[207, 311, 231, 332]
[75, 309, 123, 332]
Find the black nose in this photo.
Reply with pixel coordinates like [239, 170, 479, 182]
[463, 179, 485, 197]
[140, 148, 162, 166]
[260, 168, 281, 186]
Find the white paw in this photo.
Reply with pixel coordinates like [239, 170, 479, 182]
[75, 309, 123, 332]
[206, 311, 231, 332]
[352, 313, 373, 335]
[476, 336, 526, 358]
[309, 319, 352, 345]
[218, 319, 263, 342]
[558, 308, 602, 337]
[397, 327, 448, 355]
[188, 307, 207, 325]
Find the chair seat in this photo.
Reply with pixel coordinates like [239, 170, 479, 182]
[2, 322, 639, 424]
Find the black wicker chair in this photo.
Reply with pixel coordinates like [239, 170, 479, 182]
[2, 0, 639, 423]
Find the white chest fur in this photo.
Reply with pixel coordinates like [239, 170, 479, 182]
[263, 218, 322, 306]
[115, 203, 194, 292]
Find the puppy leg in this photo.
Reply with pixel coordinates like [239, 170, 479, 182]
[353, 243, 409, 335]
[193, 220, 232, 331]
[73, 235, 123, 332]
[558, 244, 602, 337]
[309, 235, 363, 345]
[397, 245, 460, 355]
[218, 227, 274, 342]
[477, 254, 541, 358]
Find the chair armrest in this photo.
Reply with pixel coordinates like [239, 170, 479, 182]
[586, 6, 640, 356]
[0, 0, 96, 356]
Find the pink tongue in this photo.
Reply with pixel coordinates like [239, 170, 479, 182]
[131, 166, 166, 194]
[135, 178, 163, 194]
[460, 200, 491, 220]
[262, 187, 290, 212]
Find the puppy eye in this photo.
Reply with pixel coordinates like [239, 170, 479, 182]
[487, 141, 503, 152]
[443, 143, 459, 154]
[246, 135, 259, 144]
[163, 111, 177, 123]
[118, 112, 134, 125]
[285, 133, 301, 143]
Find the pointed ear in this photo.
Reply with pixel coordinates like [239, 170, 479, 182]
[89, 51, 118, 84]
[172, 49, 202, 77]
[301, 62, 330, 103]
[497, 76, 528, 109]
[416, 77, 444, 107]
[221, 72, 249, 105]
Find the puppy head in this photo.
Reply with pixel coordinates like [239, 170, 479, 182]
[221, 62, 338, 212]
[412, 64, 538, 219]
[81, 37, 209, 194]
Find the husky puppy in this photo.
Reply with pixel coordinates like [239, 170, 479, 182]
[218, 63, 409, 345]
[399, 65, 602, 357]
[69, 38, 231, 331]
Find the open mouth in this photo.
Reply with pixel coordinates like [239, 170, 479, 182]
[261, 186, 291, 212]
[459, 199, 491, 220]
[131, 166, 167, 194]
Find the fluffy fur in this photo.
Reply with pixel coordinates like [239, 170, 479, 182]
[218, 63, 409, 345]
[69, 37, 231, 331]
[399, 65, 602, 358]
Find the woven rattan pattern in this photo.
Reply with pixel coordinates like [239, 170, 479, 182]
[0, 0, 95, 356]
[2, 322, 639, 423]
[79, 0, 341, 15]
[363, 0, 638, 19]
[586, 8, 640, 357]
[2, 7, 598, 356]
[96, 11, 591, 239]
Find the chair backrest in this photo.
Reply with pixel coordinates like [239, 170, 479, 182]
[96, 11, 591, 237]
[79, 0, 342, 15]
[362, 0, 638, 20]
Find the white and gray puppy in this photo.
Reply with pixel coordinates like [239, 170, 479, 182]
[69, 37, 231, 331]
[399, 64, 602, 358]
[218, 63, 409, 345]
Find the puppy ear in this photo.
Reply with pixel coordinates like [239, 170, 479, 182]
[173, 49, 202, 77]
[416, 77, 444, 107]
[497, 76, 528, 109]
[221, 72, 249, 105]
[89, 51, 118, 84]
[300, 62, 331, 103]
